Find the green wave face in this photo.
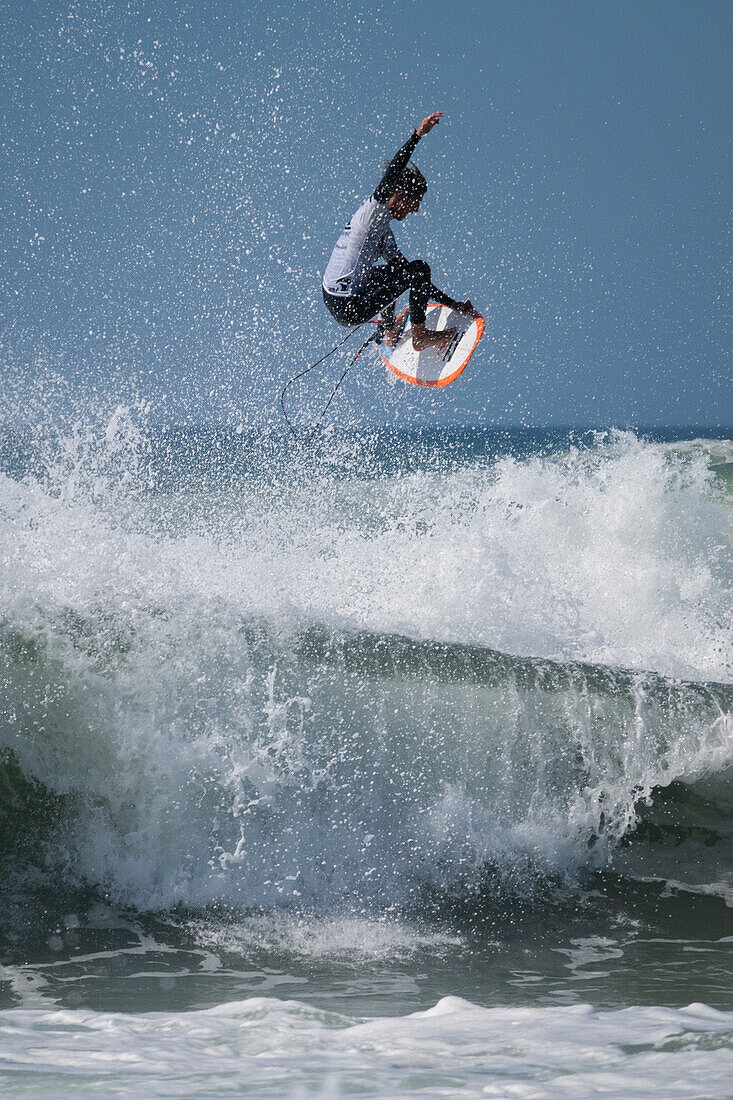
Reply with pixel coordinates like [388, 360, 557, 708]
[2, 608, 731, 913]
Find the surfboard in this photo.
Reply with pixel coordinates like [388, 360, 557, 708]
[379, 303, 484, 388]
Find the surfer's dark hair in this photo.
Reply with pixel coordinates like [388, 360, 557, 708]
[381, 160, 427, 197]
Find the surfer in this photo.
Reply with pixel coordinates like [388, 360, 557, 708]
[322, 111, 478, 352]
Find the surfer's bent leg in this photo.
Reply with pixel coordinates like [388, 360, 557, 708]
[397, 259, 460, 352]
[381, 257, 459, 326]
[322, 257, 458, 338]
[401, 259, 431, 324]
[322, 261, 410, 328]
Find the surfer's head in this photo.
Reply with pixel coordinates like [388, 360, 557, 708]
[385, 162, 427, 219]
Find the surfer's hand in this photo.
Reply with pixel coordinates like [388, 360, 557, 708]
[457, 300, 481, 319]
[416, 112, 443, 138]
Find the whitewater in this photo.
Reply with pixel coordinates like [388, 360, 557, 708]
[1, 415, 732, 1096]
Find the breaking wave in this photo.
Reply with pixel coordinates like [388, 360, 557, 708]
[1, 415, 731, 913]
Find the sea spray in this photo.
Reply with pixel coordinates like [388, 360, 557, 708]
[0, 417, 731, 914]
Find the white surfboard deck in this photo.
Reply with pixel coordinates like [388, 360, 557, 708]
[379, 303, 484, 388]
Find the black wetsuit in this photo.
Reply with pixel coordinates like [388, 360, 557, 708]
[322, 130, 460, 328]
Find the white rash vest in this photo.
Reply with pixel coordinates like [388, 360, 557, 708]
[323, 200, 399, 297]
[322, 129, 420, 298]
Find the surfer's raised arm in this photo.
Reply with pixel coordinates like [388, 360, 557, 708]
[373, 113, 443, 204]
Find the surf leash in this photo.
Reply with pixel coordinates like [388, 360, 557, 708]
[280, 324, 383, 442]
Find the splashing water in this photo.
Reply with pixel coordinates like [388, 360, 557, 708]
[0, 415, 731, 916]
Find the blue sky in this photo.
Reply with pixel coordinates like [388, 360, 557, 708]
[1, 0, 730, 428]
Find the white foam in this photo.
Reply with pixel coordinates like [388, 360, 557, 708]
[0, 995, 731, 1098]
[284, 429, 732, 683]
[186, 912, 465, 961]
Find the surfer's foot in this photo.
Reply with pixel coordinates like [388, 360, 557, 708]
[411, 322, 456, 352]
[383, 307, 409, 347]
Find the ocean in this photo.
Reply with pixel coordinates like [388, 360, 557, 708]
[0, 416, 731, 1097]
